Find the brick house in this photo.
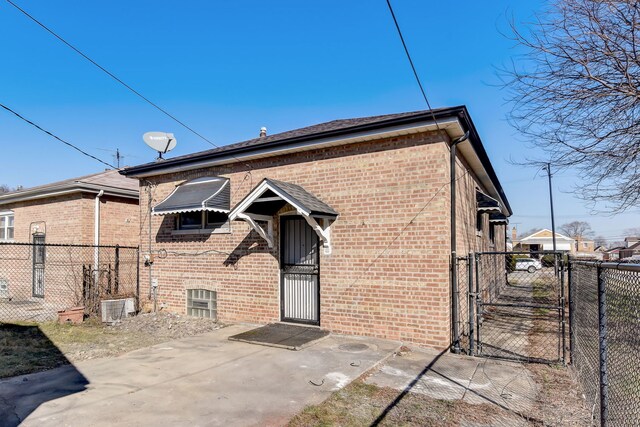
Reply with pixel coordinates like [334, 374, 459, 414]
[0, 169, 139, 246]
[121, 106, 511, 349]
[0, 170, 139, 317]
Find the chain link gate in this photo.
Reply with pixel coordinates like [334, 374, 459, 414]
[455, 251, 566, 364]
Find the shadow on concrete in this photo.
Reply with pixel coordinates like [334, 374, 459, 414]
[0, 323, 88, 427]
[369, 349, 545, 426]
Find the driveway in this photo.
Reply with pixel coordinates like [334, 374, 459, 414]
[0, 324, 400, 427]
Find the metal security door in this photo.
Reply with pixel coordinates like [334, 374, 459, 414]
[32, 234, 46, 298]
[281, 216, 320, 325]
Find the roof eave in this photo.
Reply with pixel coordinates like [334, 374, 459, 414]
[0, 183, 139, 206]
[121, 106, 511, 216]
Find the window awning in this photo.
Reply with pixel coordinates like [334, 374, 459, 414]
[229, 178, 338, 251]
[476, 190, 501, 213]
[152, 177, 230, 215]
[489, 212, 509, 224]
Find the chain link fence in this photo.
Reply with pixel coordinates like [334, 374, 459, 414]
[454, 252, 565, 364]
[569, 260, 640, 426]
[0, 242, 139, 322]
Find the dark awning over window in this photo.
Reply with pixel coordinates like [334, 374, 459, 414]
[489, 212, 509, 224]
[476, 190, 501, 213]
[152, 177, 230, 215]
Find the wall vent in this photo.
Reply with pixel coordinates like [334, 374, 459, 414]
[187, 289, 217, 319]
[101, 298, 136, 323]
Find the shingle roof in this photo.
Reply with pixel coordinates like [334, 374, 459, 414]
[121, 105, 512, 216]
[266, 179, 338, 217]
[0, 169, 138, 206]
[123, 108, 453, 172]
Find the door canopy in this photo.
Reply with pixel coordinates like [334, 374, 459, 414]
[229, 178, 338, 251]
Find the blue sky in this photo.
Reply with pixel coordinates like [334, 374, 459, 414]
[1, 0, 638, 242]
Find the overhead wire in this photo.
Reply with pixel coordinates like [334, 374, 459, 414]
[0, 103, 116, 169]
[385, 0, 441, 131]
[6, 0, 259, 173]
[4, 0, 219, 149]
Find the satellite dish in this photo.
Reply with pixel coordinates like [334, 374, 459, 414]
[143, 132, 177, 159]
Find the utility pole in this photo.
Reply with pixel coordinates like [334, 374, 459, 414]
[545, 163, 558, 274]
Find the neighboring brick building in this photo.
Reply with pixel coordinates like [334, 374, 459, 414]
[122, 106, 511, 349]
[0, 169, 139, 246]
[0, 170, 139, 317]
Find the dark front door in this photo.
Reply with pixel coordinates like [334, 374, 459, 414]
[32, 234, 45, 298]
[280, 216, 320, 325]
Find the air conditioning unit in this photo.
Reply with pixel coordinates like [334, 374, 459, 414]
[101, 297, 136, 323]
[0, 278, 8, 299]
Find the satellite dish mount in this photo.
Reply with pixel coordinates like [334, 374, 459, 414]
[143, 132, 178, 160]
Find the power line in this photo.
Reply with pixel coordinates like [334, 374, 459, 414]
[0, 103, 116, 169]
[5, 0, 218, 149]
[385, 0, 441, 131]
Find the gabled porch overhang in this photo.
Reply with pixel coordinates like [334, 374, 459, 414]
[229, 179, 338, 252]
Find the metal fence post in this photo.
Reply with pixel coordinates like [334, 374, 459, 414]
[136, 247, 141, 311]
[114, 245, 120, 294]
[560, 254, 566, 365]
[567, 258, 574, 362]
[597, 264, 608, 427]
[468, 253, 475, 356]
[452, 252, 460, 353]
[475, 253, 481, 355]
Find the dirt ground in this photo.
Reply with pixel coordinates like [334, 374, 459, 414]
[0, 312, 222, 378]
[288, 361, 592, 427]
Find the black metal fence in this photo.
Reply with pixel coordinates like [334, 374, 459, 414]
[453, 251, 565, 364]
[0, 242, 139, 322]
[569, 260, 640, 426]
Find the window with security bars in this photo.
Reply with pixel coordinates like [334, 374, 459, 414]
[186, 289, 217, 319]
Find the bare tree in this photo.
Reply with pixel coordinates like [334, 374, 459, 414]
[623, 227, 640, 237]
[0, 184, 21, 194]
[560, 221, 594, 239]
[518, 228, 542, 239]
[594, 235, 607, 248]
[503, 0, 640, 212]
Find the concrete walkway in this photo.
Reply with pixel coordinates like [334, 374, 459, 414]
[0, 325, 400, 427]
[366, 346, 539, 424]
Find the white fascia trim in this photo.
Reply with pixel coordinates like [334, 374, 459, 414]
[229, 180, 311, 220]
[477, 206, 502, 213]
[129, 118, 461, 179]
[152, 207, 230, 216]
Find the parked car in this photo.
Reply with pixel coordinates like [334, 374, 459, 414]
[515, 258, 543, 273]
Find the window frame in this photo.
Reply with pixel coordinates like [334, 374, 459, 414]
[0, 212, 14, 242]
[476, 211, 484, 235]
[174, 211, 231, 235]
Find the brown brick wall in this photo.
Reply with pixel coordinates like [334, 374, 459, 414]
[2, 193, 139, 246]
[136, 131, 490, 350]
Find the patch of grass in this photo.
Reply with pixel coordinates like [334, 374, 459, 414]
[288, 381, 522, 427]
[0, 320, 148, 379]
[0, 322, 71, 378]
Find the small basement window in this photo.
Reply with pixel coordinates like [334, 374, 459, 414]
[176, 211, 230, 233]
[186, 289, 217, 319]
